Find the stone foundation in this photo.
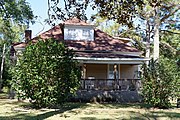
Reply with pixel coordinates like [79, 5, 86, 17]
[68, 90, 143, 103]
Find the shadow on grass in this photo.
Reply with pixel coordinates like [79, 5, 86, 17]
[81, 117, 111, 120]
[0, 102, 88, 120]
[150, 111, 180, 118]
[79, 110, 150, 120]
[0, 111, 60, 120]
[120, 110, 180, 120]
[96, 103, 152, 109]
[129, 111, 180, 120]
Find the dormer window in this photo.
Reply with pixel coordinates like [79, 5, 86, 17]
[64, 25, 94, 41]
[68, 29, 77, 38]
[82, 29, 90, 38]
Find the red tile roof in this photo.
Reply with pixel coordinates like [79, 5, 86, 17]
[13, 18, 141, 57]
[65, 29, 139, 52]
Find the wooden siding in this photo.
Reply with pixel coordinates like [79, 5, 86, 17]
[120, 65, 138, 79]
[86, 64, 107, 79]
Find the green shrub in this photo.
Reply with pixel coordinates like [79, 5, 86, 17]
[141, 57, 179, 108]
[12, 38, 80, 107]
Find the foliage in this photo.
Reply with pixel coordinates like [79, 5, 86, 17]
[160, 31, 180, 98]
[47, 0, 144, 27]
[93, 16, 121, 36]
[0, 0, 34, 24]
[0, 20, 27, 43]
[12, 39, 81, 108]
[0, 58, 12, 88]
[0, 0, 34, 43]
[0, 0, 34, 91]
[0, 0, 34, 44]
[141, 57, 179, 108]
[160, 31, 180, 59]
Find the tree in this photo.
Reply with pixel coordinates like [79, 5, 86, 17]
[12, 39, 81, 107]
[142, 58, 179, 108]
[160, 30, 180, 60]
[47, 0, 144, 26]
[121, 0, 180, 60]
[160, 31, 180, 98]
[0, 0, 34, 91]
[0, 0, 33, 24]
[92, 16, 121, 36]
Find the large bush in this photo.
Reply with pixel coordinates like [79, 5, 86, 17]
[12, 39, 80, 107]
[141, 57, 179, 108]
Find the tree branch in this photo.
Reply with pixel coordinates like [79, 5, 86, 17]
[160, 30, 180, 35]
[160, 4, 180, 22]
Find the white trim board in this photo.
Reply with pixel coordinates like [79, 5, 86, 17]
[75, 57, 150, 64]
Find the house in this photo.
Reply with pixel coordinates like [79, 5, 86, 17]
[12, 18, 148, 102]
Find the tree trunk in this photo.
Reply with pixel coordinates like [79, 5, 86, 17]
[0, 44, 6, 92]
[153, 5, 160, 60]
[145, 17, 151, 64]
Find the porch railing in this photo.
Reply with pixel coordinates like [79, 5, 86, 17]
[80, 79, 141, 91]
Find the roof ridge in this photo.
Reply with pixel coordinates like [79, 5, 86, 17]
[64, 17, 91, 26]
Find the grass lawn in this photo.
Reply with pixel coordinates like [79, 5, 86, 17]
[0, 99, 179, 120]
[0, 91, 180, 120]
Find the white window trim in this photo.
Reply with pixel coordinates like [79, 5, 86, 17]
[64, 26, 94, 41]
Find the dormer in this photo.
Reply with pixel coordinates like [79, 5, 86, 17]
[64, 18, 94, 41]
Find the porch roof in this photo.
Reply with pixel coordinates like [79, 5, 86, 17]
[75, 54, 149, 64]
[74, 52, 141, 58]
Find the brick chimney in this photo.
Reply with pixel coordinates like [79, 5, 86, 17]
[25, 30, 32, 42]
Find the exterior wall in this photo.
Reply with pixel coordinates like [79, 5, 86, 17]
[64, 25, 94, 41]
[84, 64, 139, 79]
[120, 65, 138, 79]
[86, 64, 107, 79]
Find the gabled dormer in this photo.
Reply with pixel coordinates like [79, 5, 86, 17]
[64, 18, 94, 41]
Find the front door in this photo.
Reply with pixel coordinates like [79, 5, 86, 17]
[108, 64, 119, 79]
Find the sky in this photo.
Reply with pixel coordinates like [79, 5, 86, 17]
[26, 0, 96, 38]
[26, 0, 50, 37]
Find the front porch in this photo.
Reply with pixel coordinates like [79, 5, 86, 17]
[79, 63, 141, 91]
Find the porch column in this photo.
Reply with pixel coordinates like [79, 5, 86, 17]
[83, 64, 86, 89]
[114, 64, 117, 90]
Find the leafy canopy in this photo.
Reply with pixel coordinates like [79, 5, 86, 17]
[141, 57, 179, 108]
[12, 39, 81, 107]
[47, 0, 144, 27]
[0, 0, 33, 24]
[0, 0, 34, 43]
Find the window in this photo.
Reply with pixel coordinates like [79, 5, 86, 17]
[68, 29, 77, 38]
[82, 29, 90, 38]
[64, 27, 94, 41]
[108, 64, 119, 79]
